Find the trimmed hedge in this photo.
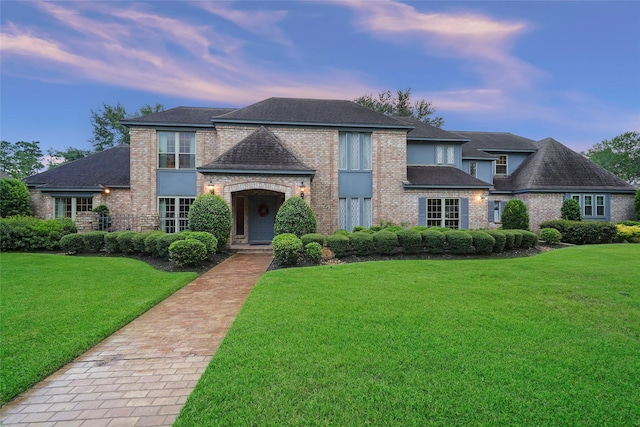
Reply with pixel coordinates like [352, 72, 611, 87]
[0, 216, 76, 251]
[304, 242, 323, 264]
[116, 231, 136, 253]
[186, 231, 218, 255]
[445, 230, 473, 254]
[274, 196, 317, 237]
[485, 230, 506, 253]
[373, 230, 398, 255]
[272, 233, 303, 265]
[520, 230, 539, 248]
[350, 231, 374, 256]
[132, 231, 152, 253]
[83, 231, 106, 252]
[469, 231, 495, 255]
[540, 228, 562, 244]
[104, 232, 121, 253]
[157, 233, 187, 259]
[502, 230, 516, 250]
[540, 220, 617, 245]
[60, 233, 85, 254]
[397, 229, 422, 254]
[616, 224, 640, 243]
[301, 233, 325, 247]
[511, 230, 524, 248]
[169, 239, 207, 266]
[327, 234, 350, 258]
[144, 231, 165, 256]
[422, 230, 446, 254]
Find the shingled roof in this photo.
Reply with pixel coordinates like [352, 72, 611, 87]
[198, 126, 315, 175]
[454, 131, 538, 152]
[121, 107, 236, 127]
[394, 117, 468, 141]
[405, 166, 491, 189]
[25, 145, 130, 190]
[213, 97, 412, 129]
[496, 138, 636, 193]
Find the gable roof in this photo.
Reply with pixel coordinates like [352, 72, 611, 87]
[213, 97, 413, 129]
[198, 126, 315, 175]
[121, 107, 236, 127]
[395, 117, 468, 141]
[496, 138, 636, 193]
[25, 145, 130, 190]
[454, 131, 538, 152]
[405, 166, 492, 189]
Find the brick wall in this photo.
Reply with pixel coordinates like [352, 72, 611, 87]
[611, 193, 635, 223]
[400, 189, 488, 229]
[519, 193, 564, 232]
[28, 189, 131, 220]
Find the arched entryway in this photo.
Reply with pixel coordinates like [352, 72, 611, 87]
[232, 190, 285, 244]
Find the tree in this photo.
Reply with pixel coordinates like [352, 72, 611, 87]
[501, 199, 530, 230]
[90, 102, 164, 151]
[0, 178, 32, 217]
[354, 88, 444, 127]
[0, 141, 44, 179]
[635, 189, 640, 220]
[46, 147, 93, 168]
[584, 131, 640, 184]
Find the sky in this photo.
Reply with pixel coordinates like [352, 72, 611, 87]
[1, 0, 639, 158]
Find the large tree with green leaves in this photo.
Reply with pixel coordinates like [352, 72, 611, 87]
[0, 140, 44, 179]
[90, 102, 164, 151]
[584, 131, 640, 184]
[354, 88, 444, 127]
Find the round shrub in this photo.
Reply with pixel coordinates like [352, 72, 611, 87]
[520, 230, 538, 248]
[561, 199, 582, 221]
[169, 239, 207, 266]
[304, 242, 323, 264]
[188, 194, 232, 249]
[132, 231, 152, 253]
[350, 231, 374, 256]
[501, 199, 530, 230]
[421, 230, 445, 254]
[502, 230, 516, 250]
[272, 233, 303, 265]
[186, 231, 217, 255]
[327, 233, 350, 258]
[469, 231, 495, 255]
[333, 229, 350, 237]
[157, 233, 187, 259]
[0, 178, 32, 217]
[445, 230, 473, 254]
[540, 227, 562, 244]
[616, 224, 640, 243]
[511, 230, 524, 248]
[116, 231, 136, 253]
[274, 196, 317, 237]
[104, 232, 121, 253]
[301, 233, 325, 247]
[144, 231, 165, 255]
[83, 231, 106, 252]
[373, 230, 398, 255]
[60, 233, 85, 254]
[485, 230, 506, 253]
[397, 228, 422, 254]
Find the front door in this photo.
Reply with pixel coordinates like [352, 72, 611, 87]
[248, 195, 278, 244]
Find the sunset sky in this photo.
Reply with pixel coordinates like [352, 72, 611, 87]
[1, 1, 639, 156]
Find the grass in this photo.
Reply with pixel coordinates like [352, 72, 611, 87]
[0, 253, 197, 406]
[176, 244, 640, 426]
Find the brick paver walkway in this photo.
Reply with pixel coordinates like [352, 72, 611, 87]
[0, 253, 273, 427]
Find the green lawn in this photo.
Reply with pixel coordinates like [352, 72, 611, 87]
[176, 244, 640, 426]
[0, 253, 197, 406]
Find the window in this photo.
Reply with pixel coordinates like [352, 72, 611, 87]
[469, 161, 477, 178]
[584, 195, 593, 216]
[158, 132, 195, 169]
[596, 195, 605, 216]
[569, 194, 607, 218]
[493, 200, 502, 223]
[54, 197, 93, 220]
[427, 198, 459, 229]
[436, 145, 456, 165]
[339, 132, 372, 171]
[338, 197, 372, 231]
[495, 155, 508, 175]
[159, 197, 194, 233]
[235, 196, 245, 236]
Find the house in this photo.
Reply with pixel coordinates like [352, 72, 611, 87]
[25, 97, 636, 242]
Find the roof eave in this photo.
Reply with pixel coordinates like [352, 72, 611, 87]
[120, 121, 214, 128]
[403, 183, 492, 190]
[408, 137, 470, 143]
[212, 118, 413, 130]
[197, 167, 316, 176]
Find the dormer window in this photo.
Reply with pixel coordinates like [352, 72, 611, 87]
[436, 145, 455, 165]
[495, 155, 508, 175]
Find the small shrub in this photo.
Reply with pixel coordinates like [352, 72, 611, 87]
[333, 229, 350, 237]
[373, 230, 398, 255]
[144, 231, 165, 256]
[188, 194, 232, 248]
[561, 199, 582, 221]
[0, 178, 32, 217]
[620, 220, 640, 226]
[304, 242, 323, 264]
[352, 226, 368, 233]
[520, 230, 539, 248]
[397, 228, 422, 254]
[104, 232, 121, 253]
[83, 231, 106, 252]
[540, 228, 562, 245]
[132, 231, 152, 253]
[485, 230, 506, 253]
[301, 233, 325, 247]
[369, 225, 382, 232]
[540, 220, 617, 245]
[422, 230, 446, 254]
[350, 231, 374, 256]
[169, 239, 207, 266]
[272, 233, 303, 265]
[116, 231, 136, 253]
[157, 233, 187, 259]
[501, 199, 530, 230]
[60, 233, 85, 254]
[511, 230, 524, 248]
[327, 234, 350, 258]
[445, 230, 473, 255]
[186, 231, 218, 255]
[92, 204, 111, 231]
[616, 224, 640, 243]
[502, 230, 516, 250]
[469, 231, 495, 255]
[273, 196, 317, 237]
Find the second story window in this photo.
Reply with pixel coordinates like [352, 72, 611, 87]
[495, 155, 508, 175]
[339, 132, 372, 171]
[436, 145, 455, 165]
[158, 131, 195, 169]
[469, 161, 477, 177]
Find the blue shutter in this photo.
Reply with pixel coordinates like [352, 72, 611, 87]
[460, 198, 469, 229]
[418, 198, 426, 226]
[604, 194, 611, 221]
[488, 200, 494, 222]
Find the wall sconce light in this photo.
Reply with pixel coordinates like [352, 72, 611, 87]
[103, 188, 111, 195]
[300, 182, 306, 199]
[207, 181, 215, 195]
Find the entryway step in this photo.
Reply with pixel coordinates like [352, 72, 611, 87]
[230, 244, 273, 254]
